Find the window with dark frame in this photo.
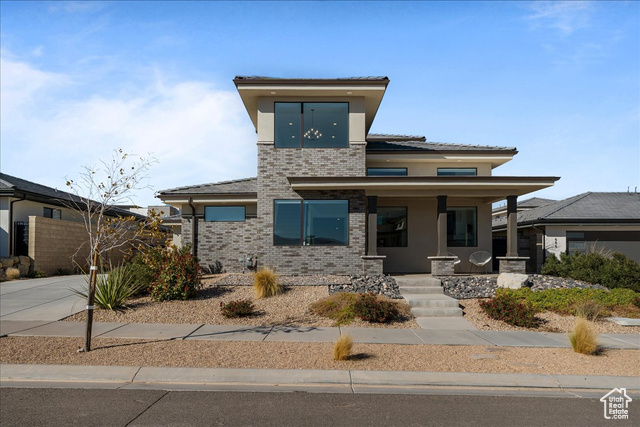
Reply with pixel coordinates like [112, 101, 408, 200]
[43, 207, 62, 220]
[367, 168, 408, 176]
[275, 102, 348, 148]
[447, 207, 477, 247]
[437, 168, 477, 176]
[377, 207, 407, 247]
[274, 200, 348, 246]
[204, 206, 246, 222]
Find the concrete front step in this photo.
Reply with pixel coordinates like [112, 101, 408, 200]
[410, 307, 463, 317]
[396, 286, 444, 295]
[403, 295, 460, 308]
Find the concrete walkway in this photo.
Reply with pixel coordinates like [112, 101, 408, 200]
[2, 364, 638, 397]
[2, 319, 639, 349]
[0, 276, 86, 321]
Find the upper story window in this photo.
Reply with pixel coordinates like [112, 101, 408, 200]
[275, 102, 348, 148]
[367, 168, 408, 176]
[204, 206, 245, 222]
[43, 207, 61, 220]
[437, 168, 477, 176]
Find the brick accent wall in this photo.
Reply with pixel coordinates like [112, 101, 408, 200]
[498, 258, 528, 274]
[256, 145, 367, 275]
[184, 217, 258, 273]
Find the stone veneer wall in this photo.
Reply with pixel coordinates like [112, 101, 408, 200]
[256, 145, 367, 275]
[182, 217, 258, 273]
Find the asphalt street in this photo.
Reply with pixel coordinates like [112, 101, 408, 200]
[1, 388, 637, 427]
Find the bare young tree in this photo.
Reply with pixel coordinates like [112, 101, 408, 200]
[65, 149, 162, 352]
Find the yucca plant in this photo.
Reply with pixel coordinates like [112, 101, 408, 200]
[72, 264, 142, 311]
[253, 268, 282, 299]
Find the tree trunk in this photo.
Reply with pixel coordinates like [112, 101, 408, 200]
[83, 250, 99, 352]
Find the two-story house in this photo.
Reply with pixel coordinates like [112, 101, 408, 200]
[158, 76, 559, 276]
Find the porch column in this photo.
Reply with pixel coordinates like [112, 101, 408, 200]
[437, 195, 447, 256]
[367, 196, 377, 256]
[506, 195, 518, 257]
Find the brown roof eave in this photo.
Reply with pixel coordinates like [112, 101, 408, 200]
[233, 77, 390, 88]
[158, 192, 258, 198]
[366, 149, 519, 155]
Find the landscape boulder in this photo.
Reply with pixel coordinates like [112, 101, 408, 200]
[1, 257, 16, 268]
[497, 273, 530, 289]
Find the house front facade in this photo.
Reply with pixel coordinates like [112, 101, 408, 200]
[158, 76, 559, 276]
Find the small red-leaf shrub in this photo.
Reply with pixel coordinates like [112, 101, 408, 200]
[149, 246, 202, 301]
[220, 299, 255, 318]
[479, 293, 539, 327]
[353, 293, 399, 323]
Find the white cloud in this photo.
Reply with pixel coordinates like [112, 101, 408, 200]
[1, 57, 256, 206]
[526, 1, 592, 35]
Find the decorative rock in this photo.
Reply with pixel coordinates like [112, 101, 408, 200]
[17, 264, 29, 277]
[0, 269, 6, 281]
[329, 275, 403, 299]
[1, 257, 15, 268]
[497, 273, 530, 289]
[18, 256, 31, 266]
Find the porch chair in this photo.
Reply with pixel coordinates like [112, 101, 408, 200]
[469, 251, 492, 274]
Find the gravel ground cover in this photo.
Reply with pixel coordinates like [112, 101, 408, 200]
[1, 336, 637, 376]
[461, 299, 640, 334]
[64, 274, 419, 329]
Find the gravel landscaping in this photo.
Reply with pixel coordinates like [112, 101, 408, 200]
[64, 274, 419, 329]
[1, 336, 637, 377]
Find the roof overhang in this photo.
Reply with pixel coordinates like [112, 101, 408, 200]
[234, 78, 389, 133]
[158, 193, 257, 206]
[366, 152, 515, 168]
[288, 176, 560, 203]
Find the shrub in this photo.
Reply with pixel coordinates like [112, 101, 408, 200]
[26, 271, 48, 278]
[569, 318, 598, 355]
[149, 246, 202, 301]
[541, 251, 640, 292]
[54, 268, 73, 276]
[496, 287, 639, 315]
[207, 260, 223, 274]
[309, 292, 359, 325]
[480, 292, 539, 327]
[353, 293, 399, 323]
[573, 299, 604, 321]
[5, 267, 20, 280]
[253, 269, 282, 299]
[72, 264, 144, 311]
[220, 299, 255, 318]
[333, 334, 353, 361]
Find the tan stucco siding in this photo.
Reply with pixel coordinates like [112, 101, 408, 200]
[366, 160, 493, 176]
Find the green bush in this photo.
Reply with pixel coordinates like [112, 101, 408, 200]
[480, 292, 539, 327]
[128, 247, 166, 295]
[149, 246, 202, 301]
[72, 264, 144, 311]
[353, 293, 400, 323]
[309, 292, 359, 325]
[541, 252, 640, 292]
[220, 299, 255, 318]
[495, 287, 639, 314]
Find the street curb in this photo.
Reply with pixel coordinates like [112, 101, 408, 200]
[1, 364, 638, 394]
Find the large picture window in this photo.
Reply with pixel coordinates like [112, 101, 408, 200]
[274, 200, 348, 246]
[275, 102, 348, 148]
[447, 207, 477, 247]
[204, 206, 245, 222]
[377, 207, 407, 247]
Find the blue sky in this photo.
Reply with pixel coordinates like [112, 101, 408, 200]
[1, 1, 638, 206]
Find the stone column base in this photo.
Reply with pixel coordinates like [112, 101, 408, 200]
[428, 256, 457, 277]
[497, 257, 529, 274]
[361, 255, 386, 276]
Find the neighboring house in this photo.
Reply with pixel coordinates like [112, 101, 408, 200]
[492, 192, 640, 273]
[0, 173, 148, 274]
[158, 76, 559, 276]
[492, 197, 556, 223]
[161, 213, 183, 248]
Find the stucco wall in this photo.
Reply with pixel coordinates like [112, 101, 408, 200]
[377, 197, 493, 273]
[366, 160, 493, 176]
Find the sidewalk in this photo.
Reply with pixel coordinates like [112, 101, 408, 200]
[2, 364, 638, 397]
[1, 319, 639, 349]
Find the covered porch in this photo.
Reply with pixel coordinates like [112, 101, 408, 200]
[288, 175, 559, 275]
